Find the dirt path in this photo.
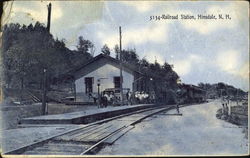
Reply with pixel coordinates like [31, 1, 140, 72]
[98, 101, 248, 156]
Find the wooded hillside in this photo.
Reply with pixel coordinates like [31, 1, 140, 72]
[1, 22, 93, 89]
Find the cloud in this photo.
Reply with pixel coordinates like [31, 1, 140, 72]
[173, 59, 192, 76]
[216, 50, 249, 80]
[181, 15, 230, 35]
[5, 1, 104, 48]
[237, 63, 249, 80]
[144, 50, 165, 65]
[155, 2, 245, 35]
[172, 54, 203, 76]
[179, 3, 240, 34]
[120, 1, 156, 13]
[6, 1, 62, 25]
[97, 22, 168, 49]
[216, 50, 239, 72]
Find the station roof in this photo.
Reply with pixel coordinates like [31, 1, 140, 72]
[70, 53, 142, 80]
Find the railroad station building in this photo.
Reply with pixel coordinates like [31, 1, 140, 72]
[71, 54, 142, 102]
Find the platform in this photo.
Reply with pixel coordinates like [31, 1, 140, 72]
[0, 124, 85, 154]
[20, 104, 156, 125]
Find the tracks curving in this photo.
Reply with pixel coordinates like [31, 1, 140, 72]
[4, 105, 175, 155]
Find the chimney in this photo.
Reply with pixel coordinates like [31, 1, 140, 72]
[47, 3, 51, 32]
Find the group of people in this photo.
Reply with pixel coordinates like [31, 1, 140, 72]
[133, 91, 155, 104]
[88, 90, 182, 115]
[89, 91, 115, 108]
[87, 90, 157, 108]
[101, 91, 115, 108]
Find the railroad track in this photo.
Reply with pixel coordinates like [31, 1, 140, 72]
[4, 105, 176, 155]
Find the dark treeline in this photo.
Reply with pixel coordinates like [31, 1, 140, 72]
[120, 47, 179, 89]
[2, 21, 180, 104]
[198, 82, 247, 99]
[111, 44, 179, 90]
[2, 22, 93, 89]
[107, 44, 180, 102]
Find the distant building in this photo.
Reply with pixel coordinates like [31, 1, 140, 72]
[71, 54, 142, 102]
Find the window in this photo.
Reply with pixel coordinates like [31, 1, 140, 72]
[113, 76, 120, 89]
[85, 77, 94, 93]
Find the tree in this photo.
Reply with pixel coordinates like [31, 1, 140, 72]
[101, 44, 111, 56]
[115, 47, 180, 102]
[76, 36, 94, 56]
[122, 48, 139, 65]
[162, 62, 173, 72]
[139, 58, 149, 67]
[2, 22, 94, 89]
[114, 44, 120, 59]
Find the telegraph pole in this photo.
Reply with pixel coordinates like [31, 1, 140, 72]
[236, 89, 239, 106]
[97, 79, 100, 107]
[73, 82, 76, 102]
[42, 69, 47, 115]
[47, 3, 52, 32]
[119, 26, 124, 106]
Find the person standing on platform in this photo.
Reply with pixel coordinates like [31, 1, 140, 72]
[175, 89, 182, 114]
[176, 103, 180, 114]
[110, 91, 114, 106]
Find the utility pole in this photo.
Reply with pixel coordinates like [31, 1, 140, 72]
[73, 82, 76, 102]
[42, 69, 47, 115]
[47, 3, 52, 32]
[119, 26, 124, 106]
[236, 89, 239, 106]
[97, 79, 100, 106]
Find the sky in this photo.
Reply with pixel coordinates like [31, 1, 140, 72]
[2, 1, 249, 91]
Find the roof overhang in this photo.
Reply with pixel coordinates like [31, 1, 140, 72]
[70, 54, 142, 80]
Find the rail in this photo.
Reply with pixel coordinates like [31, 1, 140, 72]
[4, 106, 175, 155]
